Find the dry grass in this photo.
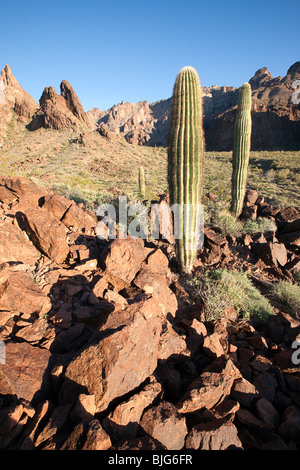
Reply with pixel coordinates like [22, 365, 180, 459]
[0, 117, 299, 212]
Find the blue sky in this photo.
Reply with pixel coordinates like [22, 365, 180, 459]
[1, 0, 299, 111]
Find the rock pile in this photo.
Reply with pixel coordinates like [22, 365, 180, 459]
[0, 177, 299, 450]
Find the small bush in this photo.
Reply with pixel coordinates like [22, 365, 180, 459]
[242, 217, 277, 235]
[276, 168, 290, 183]
[212, 209, 243, 237]
[271, 281, 300, 320]
[189, 269, 274, 321]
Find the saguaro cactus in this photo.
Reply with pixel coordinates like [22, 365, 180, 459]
[168, 66, 204, 273]
[231, 82, 252, 217]
[138, 166, 145, 197]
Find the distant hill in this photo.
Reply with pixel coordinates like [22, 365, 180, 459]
[87, 62, 300, 151]
[0, 62, 299, 151]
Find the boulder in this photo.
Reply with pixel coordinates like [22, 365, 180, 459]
[0, 222, 41, 265]
[0, 270, 51, 317]
[254, 241, 287, 267]
[176, 356, 242, 414]
[0, 341, 52, 405]
[100, 237, 150, 290]
[59, 294, 163, 412]
[139, 401, 188, 450]
[102, 375, 162, 443]
[17, 207, 69, 264]
[2, 176, 47, 207]
[185, 418, 243, 450]
[41, 193, 73, 220]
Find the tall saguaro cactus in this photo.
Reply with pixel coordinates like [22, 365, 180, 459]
[231, 82, 252, 217]
[168, 66, 204, 274]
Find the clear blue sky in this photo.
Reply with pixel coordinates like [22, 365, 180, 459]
[1, 0, 299, 111]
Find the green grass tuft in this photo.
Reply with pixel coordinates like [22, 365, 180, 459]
[189, 268, 274, 321]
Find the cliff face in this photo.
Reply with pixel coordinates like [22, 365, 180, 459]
[0, 65, 39, 146]
[88, 62, 300, 151]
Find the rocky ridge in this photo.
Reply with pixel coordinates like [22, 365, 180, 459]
[0, 177, 299, 450]
[88, 62, 300, 150]
[0, 65, 90, 147]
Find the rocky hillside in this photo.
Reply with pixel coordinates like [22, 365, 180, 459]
[1, 62, 299, 151]
[0, 65, 90, 147]
[88, 62, 300, 151]
[0, 176, 300, 450]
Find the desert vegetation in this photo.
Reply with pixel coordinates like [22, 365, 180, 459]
[0, 62, 300, 452]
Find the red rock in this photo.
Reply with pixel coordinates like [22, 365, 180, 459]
[253, 372, 278, 402]
[176, 356, 242, 414]
[59, 294, 163, 412]
[0, 270, 51, 317]
[0, 403, 24, 435]
[276, 207, 299, 223]
[3, 176, 47, 207]
[0, 222, 41, 266]
[236, 408, 275, 437]
[15, 318, 48, 343]
[278, 231, 300, 247]
[245, 189, 259, 205]
[60, 80, 90, 126]
[70, 394, 96, 425]
[0, 341, 52, 404]
[18, 206, 69, 264]
[158, 319, 189, 360]
[231, 378, 260, 407]
[241, 204, 258, 220]
[61, 203, 97, 234]
[34, 404, 72, 447]
[134, 265, 177, 318]
[203, 332, 224, 358]
[185, 418, 243, 450]
[102, 375, 162, 442]
[91, 275, 108, 298]
[0, 185, 18, 204]
[250, 355, 273, 373]
[100, 237, 150, 290]
[139, 401, 187, 450]
[42, 193, 73, 220]
[29, 80, 90, 131]
[255, 241, 287, 267]
[19, 401, 53, 449]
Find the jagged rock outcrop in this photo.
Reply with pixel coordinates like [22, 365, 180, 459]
[0, 65, 38, 146]
[88, 62, 300, 150]
[29, 80, 90, 131]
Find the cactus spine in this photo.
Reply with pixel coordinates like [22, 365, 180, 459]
[138, 166, 145, 197]
[231, 82, 252, 217]
[168, 66, 204, 274]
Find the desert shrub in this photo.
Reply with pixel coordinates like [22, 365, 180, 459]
[242, 217, 277, 235]
[189, 269, 274, 321]
[265, 169, 276, 182]
[276, 168, 290, 183]
[271, 281, 300, 320]
[211, 208, 244, 237]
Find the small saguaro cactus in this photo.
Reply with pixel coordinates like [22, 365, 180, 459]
[168, 66, 204, 274]
[138, 166, 145, 197]
[231, 82, 252, 217]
